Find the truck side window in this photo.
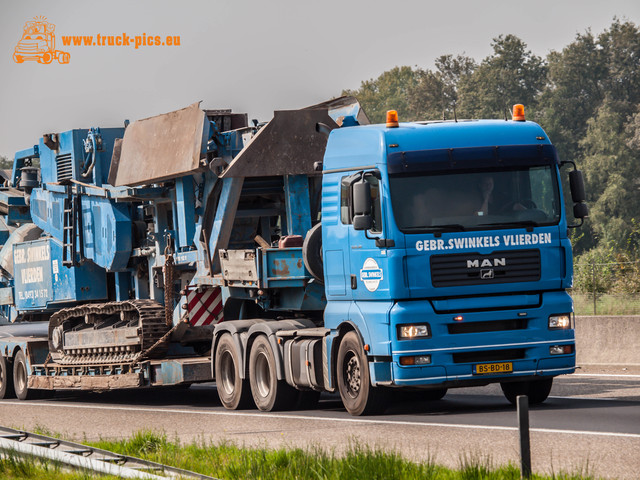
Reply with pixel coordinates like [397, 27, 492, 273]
[340, 180, 351, 224]
[340, 174, 382, 233]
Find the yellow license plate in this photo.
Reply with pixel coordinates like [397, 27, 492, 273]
[474, 362, 513, 375]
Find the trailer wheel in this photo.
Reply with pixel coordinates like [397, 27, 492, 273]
[215, 334, 253, 409]
[13, 350, 37, 400]
[337, 331, 388, 415]
[0, 355, 15, 399]
[249, 335, 296, 411]
[302, 223, 323, 283]
[501, 378, 553, 405]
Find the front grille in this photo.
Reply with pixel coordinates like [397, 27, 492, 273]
[56, 153, 73, 181]
[452, 348, 525, 364]
[431, 249, 540, 287]
[447, 318, 527, 334]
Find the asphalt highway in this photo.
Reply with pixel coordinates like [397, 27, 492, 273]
[1, 367, 639, 479]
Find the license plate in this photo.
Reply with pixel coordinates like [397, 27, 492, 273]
[474, 362, 513, 375]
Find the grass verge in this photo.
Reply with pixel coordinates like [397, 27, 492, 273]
[0, 430, 599, 479]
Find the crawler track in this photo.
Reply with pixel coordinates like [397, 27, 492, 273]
[48, 299, 169, 365]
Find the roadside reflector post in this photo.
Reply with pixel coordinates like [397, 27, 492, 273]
[517, 395, 532, 479]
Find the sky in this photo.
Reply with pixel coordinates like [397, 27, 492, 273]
[1, 0, 639, 158]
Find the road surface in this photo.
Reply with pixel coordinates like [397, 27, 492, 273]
[1, 366, 639, 479]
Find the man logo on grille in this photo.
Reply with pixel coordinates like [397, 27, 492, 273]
[481, 269, 495, 279]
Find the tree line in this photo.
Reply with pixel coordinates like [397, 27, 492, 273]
[342, 19, 640, 265]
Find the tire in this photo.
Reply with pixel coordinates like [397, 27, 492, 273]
[302, 223, 323, 283]
[58, 52, 70, 64]
[13, 53, 24, 64]
[337, 331, 388, 416]
[214, 334, 253, 410]
[249, 335, 296, 411]
[501, 378, 553, 405]
[13, 350, 39, 400]
[527, 378, 553, 404]
[0, 355, 15, 399]
[422, 388, 448, 401]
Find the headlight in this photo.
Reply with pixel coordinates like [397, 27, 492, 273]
[398, 324, 430, 339]
[548, 314, 571, 329]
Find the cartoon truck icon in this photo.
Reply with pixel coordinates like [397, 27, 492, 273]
[13, 18, 70, 64]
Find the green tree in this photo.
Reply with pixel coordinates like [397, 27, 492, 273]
[457, 34, 547, 119]
[343, 66, 420, 123]
[408, 54, 476, 120]
[579, 101, 640, 249]
[0, 156, 12, 169]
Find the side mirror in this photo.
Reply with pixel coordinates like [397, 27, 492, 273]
[573, 202, 589, 220]
[352, 180, 372, 231]
[569, 169, 586, 203]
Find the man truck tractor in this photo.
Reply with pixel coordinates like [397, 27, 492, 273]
[0, 98, 587, 415]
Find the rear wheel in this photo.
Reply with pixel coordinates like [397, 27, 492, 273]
[249, 335, 296, 411]
[337, 331, 388, 416]
[501, 378, 553, 405]
[0, 355, 15, 399]
[13, 350, 42, 400]
[215, 334, 252, 409]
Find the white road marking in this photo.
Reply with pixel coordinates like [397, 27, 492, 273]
[571, 373, 640, 379]
[3, 401, 640, 439]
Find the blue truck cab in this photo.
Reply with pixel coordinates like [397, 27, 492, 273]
[320, 111, 585, 414]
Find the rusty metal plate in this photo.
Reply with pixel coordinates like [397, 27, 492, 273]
[108, 102, 207, 187]
[221, 109, 337, 178]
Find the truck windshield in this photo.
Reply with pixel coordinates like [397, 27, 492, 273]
[389, 165, 561, 232]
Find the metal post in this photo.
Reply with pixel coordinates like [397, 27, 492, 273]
[517, 395, 531, 479]
[592, 263, 597, 315]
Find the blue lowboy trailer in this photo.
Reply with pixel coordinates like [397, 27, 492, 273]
[0, 99, 587, 415]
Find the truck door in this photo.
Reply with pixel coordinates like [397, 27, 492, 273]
[344, 171, 390, 299]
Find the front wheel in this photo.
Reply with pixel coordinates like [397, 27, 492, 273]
[0, 355, 15, 399]
[249, 335, 296, 411]
[501, 378, 553, 405]
[214, 334, 253, 409]
[337, 331, 388, 416]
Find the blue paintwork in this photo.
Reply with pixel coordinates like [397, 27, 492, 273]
[13, 238, 107, 311]
[321, 119, 576, 388]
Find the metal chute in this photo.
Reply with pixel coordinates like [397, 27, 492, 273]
[108, 102, 207, 187]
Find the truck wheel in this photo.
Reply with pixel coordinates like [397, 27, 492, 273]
[13, 53, 24, 64]
[302, 223, 323, 283]
[500, 378, 553, 405]
[58, 52, 70, 64]
[527, 378, 553, 404]
[215, 334, 252, 410]
[13, 350, 37, 400]
[249, 335, 296, 411]
[0, 355, 15, 399]
[337, 331, 388, 415]
[422, 388, 448, 401]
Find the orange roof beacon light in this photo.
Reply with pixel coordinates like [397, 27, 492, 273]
[386, 110, 399, 128]
[512, 104, 525, 122]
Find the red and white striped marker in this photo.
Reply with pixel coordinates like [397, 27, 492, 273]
[186, 287, 224, 326]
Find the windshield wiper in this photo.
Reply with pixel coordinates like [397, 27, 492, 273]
[477, 220, 540, 228]
[404, 224, 467, 232]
